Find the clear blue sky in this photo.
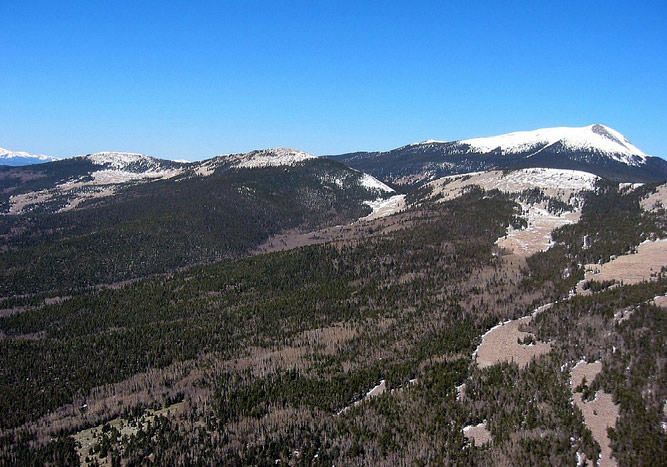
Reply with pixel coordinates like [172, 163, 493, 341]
[1, 1, 666, 160]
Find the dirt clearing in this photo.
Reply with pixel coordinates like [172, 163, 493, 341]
[473, 314, 551, 369]
[570, 360, 619, 467]
[583, 239, 667, 286]
[463, 421, 492, 445]
[496, 202, 581, 256]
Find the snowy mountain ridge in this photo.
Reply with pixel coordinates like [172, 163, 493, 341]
[0, 147, 59, 166]
[458, 124, 648, 166]
[405, 125, 649, 166]
[84, 152, 154, 169]
[215, 148, 317, 169]
[331, 123, 666, 186]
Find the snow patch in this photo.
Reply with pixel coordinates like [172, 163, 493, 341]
[225, 148, 316, 168]
[360, 194, 405, 221]
[337, 380, 386, 415]
[86, 152, 148, 168]
[497, 201, 581, 255]
[360, 173, 394, 192]
[409, 139, 447, 146]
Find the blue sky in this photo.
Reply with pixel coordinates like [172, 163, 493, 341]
[1, 1, 666, 160]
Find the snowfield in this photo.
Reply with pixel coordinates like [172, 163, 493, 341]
[359, 172, 394, 192]
[0, 147, 59, 165]
[85, 152, 152, 169]
[361, 194, 406, 221]
[428, 168, 598, 202]
[460, 124, 648, 166]
[222, 148, 316, 169]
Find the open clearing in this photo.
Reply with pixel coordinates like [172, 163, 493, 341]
[641, 183, 667, 213]
[570, 360, 619, 467]
[463, 421, 492, 445]
[423, 169, 594, 256]
[72, 401, 185, 466]
[425, 169, 597, 203]
[361, 194, 406, 220]
[583, 239, 667, 286]
[496, 202, 580, 255]
[473, 311, 551, 370]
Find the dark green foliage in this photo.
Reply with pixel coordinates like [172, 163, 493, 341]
[514, 188, 575, 215]
[2, 434, 79, 466]
[552, 180, 663, 265]
[0, 159, 384, 296]
[328, 141, 667, 187]
[582, 279, 616, 292]
[1, 178, 664, 465]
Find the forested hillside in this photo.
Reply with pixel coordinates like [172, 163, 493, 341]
[1, 179, 664, 465]
[0, 158, 390, 296]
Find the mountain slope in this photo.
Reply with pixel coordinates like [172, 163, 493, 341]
[0, 149, 394, 295]
[0, 147, 59, 166]
[328, 124, 667, 186]
[1, 177, 664, 465]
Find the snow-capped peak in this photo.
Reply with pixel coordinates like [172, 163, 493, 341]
[0, 147, 59, 165]
[459, 124, 648, 166]
[222, 148, 317, 169]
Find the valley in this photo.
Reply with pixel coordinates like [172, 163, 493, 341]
[0, 130, 665, 465]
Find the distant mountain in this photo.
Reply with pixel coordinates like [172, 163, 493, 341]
[0, 148, 393, 215]
[328, 124, 667, 186]
[0, 147, 59, 166]
[0, 148, 394, 295]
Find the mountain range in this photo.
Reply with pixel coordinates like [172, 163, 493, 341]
[328, 124, 667, 185]
[0, 124, 666, 465]
[0, 148, 394, 295]
[0, 147, 59, 166]
[4, 125, 666, 188]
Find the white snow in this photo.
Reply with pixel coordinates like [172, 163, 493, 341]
[495, 168, 598, 192]
[456, 383, 466, 401]
[422, 169, 597, 255]
[195, 161, 216, 177]
[0, 147, 59, 162]
[223, 148, 316, 168]
[359, 173, 394, 192]
[432, 168, 598, 202]
[85, 152, 150, 168]
[7, 163, 182, 214]
[497, 201, 581, 255]
[576, 451, 586, 466]
[361, 194, 406, 221]
[89, 169, 181, 184]
[462, 421, 487, 433]
[318, 173, 345, 188]
[619, 182, 644, 191]
[337, 380, 387, 415]
[409, 139, 447, 146]
[460, 124, 648, 166]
